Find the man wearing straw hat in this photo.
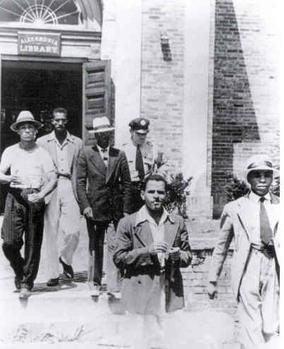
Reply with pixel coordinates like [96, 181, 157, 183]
[207, 155, 280, 348]
[0, 111, 57, 299]
[76, 116, 132, 297]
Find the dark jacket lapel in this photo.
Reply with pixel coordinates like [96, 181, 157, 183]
[134, 221, 153, 247]
[89, 145, 107, 176]
[106, 147, 120, 183]
[164, 217, 178, 248]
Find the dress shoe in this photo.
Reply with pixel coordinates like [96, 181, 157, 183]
[107, 291, 122, 300]
[59, 257, 74, 279]
[19, 286, 31, 300]
[92, 283, 101, 297]
[14, 277, 22, 291]
[47, 278, 59, 287]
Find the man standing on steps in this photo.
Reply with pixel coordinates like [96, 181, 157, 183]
[120, 117, 167, 214]
[0, 111, 56, 299]
[76, 116, 132, 297]
[37, 107, 82, 286]
[207, 155, 280, 349]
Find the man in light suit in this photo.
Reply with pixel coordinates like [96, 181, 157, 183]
[113, 174, 192, 348]
[37, 107, 82, 286]
[76, 116, 132, 297]
[207, 156, 280, 348]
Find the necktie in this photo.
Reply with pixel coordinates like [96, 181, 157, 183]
[259, 197, 273, 245]
[101, 148, 108, 166]
[135, 145, 145, 180]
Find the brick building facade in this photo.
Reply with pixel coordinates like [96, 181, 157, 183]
[211, 0, 280, 216]
[0, 0, 279, 218]
[102, 0, 280, 219]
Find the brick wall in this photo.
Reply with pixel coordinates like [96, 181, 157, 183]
[140, 0, 185, 172]
[212, 0, 280, 217]
[185, 250, 236, 315]
[183, 249, 239, 343]
[183, 220, 239, 341]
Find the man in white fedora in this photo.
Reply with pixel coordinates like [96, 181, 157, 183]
[207, 155, 280, 348]
[76, 116, 132, 296]
[37, 107, 82, 287]
[0, 111, 57, 299]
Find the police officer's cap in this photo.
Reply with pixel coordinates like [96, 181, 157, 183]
[129, 118, 150, 134]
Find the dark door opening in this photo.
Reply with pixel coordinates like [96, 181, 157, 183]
[0, 60, 82, 213]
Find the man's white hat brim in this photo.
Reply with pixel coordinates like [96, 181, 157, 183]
[10, 119, 43, 132]
[89, 126, 115, 133]
[245, 165, 279, 179]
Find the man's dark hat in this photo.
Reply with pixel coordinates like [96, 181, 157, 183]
[129, 117, 150, 134]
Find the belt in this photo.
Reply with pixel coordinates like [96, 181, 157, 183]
[9, 187, 40, 194]
[8, 187, 41, 206]
[57, 173, 71, 180]
[251, 243, 275, 259]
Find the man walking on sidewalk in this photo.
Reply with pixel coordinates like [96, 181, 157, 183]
[207, 155, 280, 348]
[76, 116, 131, 297]
[37, 107, 82, 286]
[0, 111, 56, 299]
[113, 174, 192, 348]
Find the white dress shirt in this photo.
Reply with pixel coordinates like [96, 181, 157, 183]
[248, 191, 273, 245]
[136, 205, 170, 267]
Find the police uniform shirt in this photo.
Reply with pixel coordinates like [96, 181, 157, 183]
[121, 140, 156, 181]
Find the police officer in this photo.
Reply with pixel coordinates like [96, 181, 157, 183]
[121, 117, 165, 213]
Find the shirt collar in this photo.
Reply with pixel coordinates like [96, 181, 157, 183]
[135, 205, 173, 226]
[49, 131, 74, 143]
[249, 190, 271, 203]
[97, 144, 109, 153]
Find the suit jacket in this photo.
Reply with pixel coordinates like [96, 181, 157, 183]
[76, 145, 132, 221]
[208, 193, 280, 301]
[113, 212, 192, 314]
[37, 131, 82, 200]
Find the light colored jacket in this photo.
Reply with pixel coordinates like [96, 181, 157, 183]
[113, 211, 192, 314]
[208, 193, 279, 301]
[37, 131, 82, 200]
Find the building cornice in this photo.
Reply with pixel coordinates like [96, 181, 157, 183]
[0, 26, 101, 43]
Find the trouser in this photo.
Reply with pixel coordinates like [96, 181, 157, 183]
[86, 219, 121, 291]
[43, 178, 80, 279]
[238, 248, 279, 348]
[129, 181, 144, 213]
[1, 189, 45, 289]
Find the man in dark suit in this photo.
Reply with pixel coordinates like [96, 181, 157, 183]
[76, 116, 132, 296]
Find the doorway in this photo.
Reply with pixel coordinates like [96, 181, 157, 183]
[0, 60, 82, 213]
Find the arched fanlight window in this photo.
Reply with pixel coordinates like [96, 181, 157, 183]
[0, 0, 81, 25]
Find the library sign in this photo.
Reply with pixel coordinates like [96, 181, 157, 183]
[18, 32, 61, 57]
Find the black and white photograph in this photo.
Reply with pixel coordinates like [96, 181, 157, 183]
[0, 0, 281, 348]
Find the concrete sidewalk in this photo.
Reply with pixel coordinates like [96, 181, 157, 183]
[0, 216, 239, 348]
